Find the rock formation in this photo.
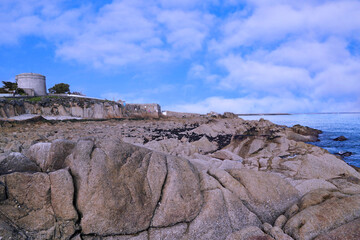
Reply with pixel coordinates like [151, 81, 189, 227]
[0, 97, 162, 119]
[333, 135, 348, 141]
[0, 115, 359, 239]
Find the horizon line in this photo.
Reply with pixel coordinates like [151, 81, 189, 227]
[237, 112, 360, 116]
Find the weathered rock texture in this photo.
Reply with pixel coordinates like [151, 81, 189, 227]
[0, 97, 162, 119]
[0, 115, 359, 239]
[124, 103, 161, 119]
[0, 170, 78, 239]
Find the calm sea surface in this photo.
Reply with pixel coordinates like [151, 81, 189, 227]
[241, 113, 360, 167]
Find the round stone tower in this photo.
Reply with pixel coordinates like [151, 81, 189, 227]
[15, 73, 47, 96]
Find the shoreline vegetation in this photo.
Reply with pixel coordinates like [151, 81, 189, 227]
[1, 97, 360, 239]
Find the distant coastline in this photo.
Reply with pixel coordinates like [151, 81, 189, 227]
[237, 112, 360, 116]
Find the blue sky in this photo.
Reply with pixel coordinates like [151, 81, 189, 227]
[1, 0, 360, 113]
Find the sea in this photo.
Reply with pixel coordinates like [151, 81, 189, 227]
[240, 113, 360, 168]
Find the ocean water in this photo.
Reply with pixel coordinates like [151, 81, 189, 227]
[241, 113, 360, 168]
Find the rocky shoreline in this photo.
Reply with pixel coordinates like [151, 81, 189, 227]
[0, 96, 161, 120]
[0, 114, 360, 239]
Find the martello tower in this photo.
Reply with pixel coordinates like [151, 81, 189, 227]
[15, 73, 47, 96]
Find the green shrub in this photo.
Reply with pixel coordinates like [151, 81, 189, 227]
[49, 83, 70, 94]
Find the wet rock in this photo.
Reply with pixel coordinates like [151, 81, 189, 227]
[335, 151, 352, 157]
[333, 135, 348, 141]
[286, 129, 319, 142]
[291, 124, 322, 138]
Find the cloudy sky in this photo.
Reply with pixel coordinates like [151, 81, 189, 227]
[1, 0, 360, 113]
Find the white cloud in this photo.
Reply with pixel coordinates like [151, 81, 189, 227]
[167, 96, 360, 114]
[313, 60, 360, 98]
[0, 0, 213, 66]
[188, 64, 219, 83]
[101, 84, 175, 103]
[157, 9, 213, 57]
[158, 0, 202, 9]
[0, 0, 66, 44]
[54, 1, 169, 67]
[211, 0, 360, 52]
[218, 55, 312, 96]
[260, 38, 350, 72]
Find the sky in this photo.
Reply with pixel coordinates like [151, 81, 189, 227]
[1, 0, 360, 114]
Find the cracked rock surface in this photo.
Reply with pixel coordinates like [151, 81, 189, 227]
[0, 116, 360, 239]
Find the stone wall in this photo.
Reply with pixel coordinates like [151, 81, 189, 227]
[0, 97, 122, 119]
[124, 103, 162, 118]
[0, 97, 163, 120]
[163, 110, 202, 118]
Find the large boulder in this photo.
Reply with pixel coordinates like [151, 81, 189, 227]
[294, 153, 360, 180]
[26, 142, 51, 170]
[27, 139, 75, 172]
[314, 218, 360, 240]
[151, 151, 203, 227]
[333, 136, 348, 141]
[45, 139, 76, 171]
[0, 152, 40, 175]
[64, 138, 202, 236]
[227, 169, 300, 224]
[284, 189, 360, 240]
[0, 169, 78, 239]
[186, 189, 233, 240]
[289, 124, 322, 142]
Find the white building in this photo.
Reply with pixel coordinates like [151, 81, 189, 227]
[15, 73, 47, 96]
